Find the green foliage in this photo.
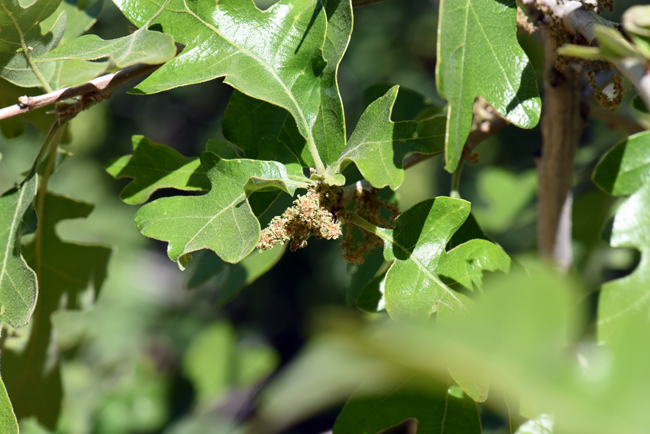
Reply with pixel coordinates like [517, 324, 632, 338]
[1, 0, 650, 432]
[37, 27, 176, 69]
[0, 374, 18, 434]
[187, 245, 286, 305]
[0, 171, 37, 329]
[592, 131, 650, 341]
[436, 0, 541, 171]
[334, 379, 481, 434]
[106, 135, 210, 205]
[182, 321, 278, 408]
[3, 193, 110, 428]
[370, 197, 510, 322]
[0, 0, 64, 88]
[135, 148, 309, 266]
[327, 86, 446, 190]
[113, 0, 347, 172]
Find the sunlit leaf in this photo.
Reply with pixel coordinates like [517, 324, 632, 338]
[374, 197, 510, 322]
[436, 0, 541, 172]
[311, 0, 351, 165]
[106, 135, 210, 205]
[135, 145, 310, 266]
[329, 86, 446, 190]
[114, 0, 331, 170]
[37, 27, 176, 68]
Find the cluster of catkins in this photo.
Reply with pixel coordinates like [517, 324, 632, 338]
[256, 184, 343, 252]
[340, 188, 399, 265]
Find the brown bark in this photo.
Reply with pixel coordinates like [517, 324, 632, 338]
[537, 27, 586, 269]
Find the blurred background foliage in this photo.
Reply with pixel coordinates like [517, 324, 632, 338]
[1, 0, 649, 432]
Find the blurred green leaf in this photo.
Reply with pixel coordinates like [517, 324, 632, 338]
[0, 0, 64, 88]
[623, 6, 650, 58]
[3, 193, 110, 429]
[556, 44, 601, 60]
[183, 321, 278, 407]
[473, 168, 537, 233]
[436, 0, 540, 172]
[592, 131, 650, 341]
[328, 86, 446, 189]
[135, 147, 309, 266]
[237, 344, 278, 387]
[333, 377, 481, 434]
[183, 322, 235, 405]
[0, 171, 37, 328]
[375, 197, 510, 322]
[261, 263, 594, 433]
[559, 26, 640, 61]
[37, 27, 176, 68]
[106, 135, 209, 205]
[163, 414, 241, 434]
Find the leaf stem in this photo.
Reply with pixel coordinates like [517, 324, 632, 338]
[2, 3, 53, 93]
[340, 209, 389, 244]
[450, 159, 464, 199]
[308, 139, 326, 174]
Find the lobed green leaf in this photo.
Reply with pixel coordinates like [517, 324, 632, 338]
[331, 86, 446, 190]
[376, 197, 510, 322]
[436, 0, 541, 172]
[135, 145, 310, 267]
